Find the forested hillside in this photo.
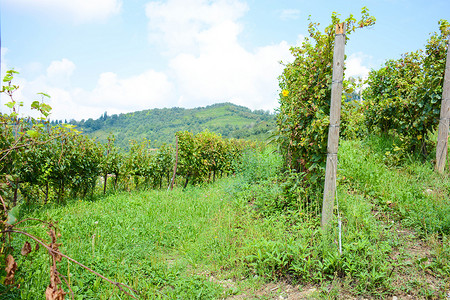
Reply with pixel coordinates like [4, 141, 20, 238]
[63, 103, 275, 150]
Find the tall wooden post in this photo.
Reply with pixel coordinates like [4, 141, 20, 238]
[168, 135, 179, 191]
[321, 23, 346, 229]
[435, 35, 450, 174]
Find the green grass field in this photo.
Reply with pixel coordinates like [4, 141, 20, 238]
[2, 136, 449, 299]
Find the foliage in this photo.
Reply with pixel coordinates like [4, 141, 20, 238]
[0, 71, 109, 206]
[0, 69, 53, 296]
[363, 19, 450, 159]
[2, 136, 449, 298]
[20, 126, 102, 203]
[0, 70, 139, 299]
[125, 138, 174, 189]
[153, 143, 175, 188]
[245, 226, 393, 294]
[99, 134, 123, 193]
[69, 102, 275, 150]
[275, 8, 375, 196]
[176, 131, 198, 186]
[238, 138, 448, 297]
[340, 100, 367, 140]
[1, 71, 250, 205]
[0, 70, 53, 208]
[176, 130, 250, 187]
[238, 147, 283, 185]
[3, 13, 450, 298]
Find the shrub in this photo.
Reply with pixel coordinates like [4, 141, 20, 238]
[363, 20, 450, 159]
[275, 8, 375, 198]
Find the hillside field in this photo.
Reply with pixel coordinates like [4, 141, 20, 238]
[65, 103, 276, 150]
[3, 135, 449, 299]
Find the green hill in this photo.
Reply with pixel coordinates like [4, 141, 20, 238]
[66, 102, 276, 150]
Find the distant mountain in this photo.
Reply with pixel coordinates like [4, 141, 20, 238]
[65, 103, 276, 150]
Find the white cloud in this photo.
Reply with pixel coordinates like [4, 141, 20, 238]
[145, 0, 248, 54]
[345, 52, 371, 79]
[1, 54, 174, 120]
[147, 0, 293, 111]
[170, 38, 292, 111]
[3, 0, 122, 23]
[46, 59, 76, 88]
[88, 70, 174, 112]
[280, 9, 301, 21]
[44, 69, 174, 120]
[3, 0, 297, 120]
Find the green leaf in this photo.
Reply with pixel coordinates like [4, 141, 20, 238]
[26, 130, 39, 138]
[6, 205, 21, 225]
[31, 100, 40, 109]
[6, 211, 17, 225]
[3, 76, 13, 82]
[37, 92, 51, 98]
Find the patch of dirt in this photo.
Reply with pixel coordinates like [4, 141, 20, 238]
[389, 226, 432, 261]
[382, 222, 448, 299]
[224, 281, 317, 300]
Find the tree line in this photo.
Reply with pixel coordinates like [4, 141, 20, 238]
[63, 103, 275, 150]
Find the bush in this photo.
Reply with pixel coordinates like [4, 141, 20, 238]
[340, 100, 367, 140]
[275, 8, 375, 198]
[363, 20, 450, 159]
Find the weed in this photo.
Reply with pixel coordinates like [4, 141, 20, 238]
[6, 136, 450, 299]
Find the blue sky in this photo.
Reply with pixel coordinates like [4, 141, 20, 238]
[1, 0, 449, 121]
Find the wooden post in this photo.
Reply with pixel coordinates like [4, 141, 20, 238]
[435, 35, 450, 174]
[321, 23, 346, 229]
[168, 135, 179, 191]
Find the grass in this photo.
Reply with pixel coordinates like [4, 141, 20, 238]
[339, 136, 450, 235]
[2, 135, 450, 299]
[11, 184, 239, 299]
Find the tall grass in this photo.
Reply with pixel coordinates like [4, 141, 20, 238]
[3, 138, 449, 299]
[339, 135, 450, 235]
[9, 185, 236, 299]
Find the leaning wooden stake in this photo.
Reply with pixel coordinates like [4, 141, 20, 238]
[435, 35, 450, 174]
[321, 23, 346, 229]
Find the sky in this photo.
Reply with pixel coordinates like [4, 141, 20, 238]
[1, 0, 449, 121]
